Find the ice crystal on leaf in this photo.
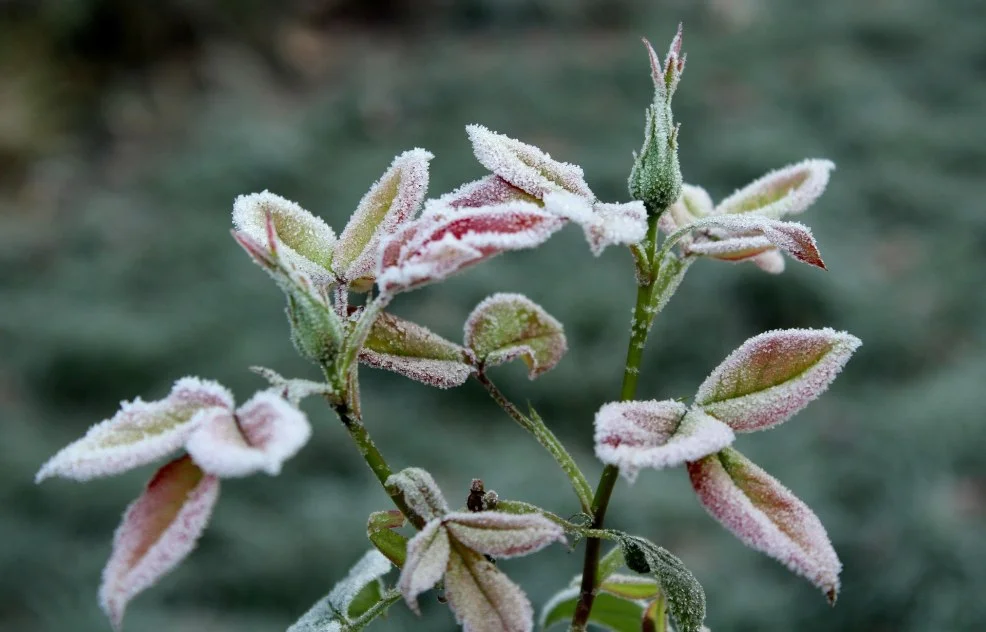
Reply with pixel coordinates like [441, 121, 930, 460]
[426, 175, 538, 216]
[464, 293, 567, 379]
[360, 311, 475, 388]
[715, 159, 834, 219]
[687, 448, 841, 602]
[684, 216, 826, 270]
[443, 549, 535, 632]
[288, 549, 393, 632]
[543, 192, 648, 256]
[442, 511, 566, 558]
[695, 328, 861, 432]
[385, 467, 450, 522]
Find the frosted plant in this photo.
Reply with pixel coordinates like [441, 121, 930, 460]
[36, 24, 862, 632]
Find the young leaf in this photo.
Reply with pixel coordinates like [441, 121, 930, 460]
[687, 447, 841, 603]
[542, 192, 648, 256]
[685, 216, 826, 270]
[540, 586, 647, 631]
[442, 511, 565, 558]
[397, 520, 451, 614]
[232, 191, 337, 286]
[185, 391, 311, 477]
[694, 328, 862, 432]
[36, 378, 233, 482]
[594, 401, 734, 481]
[714, 159, 835, 219]
[99, 455, 220, 630]
[426, 175, 538, 216]
[666, 184, 714, 231]
[464, 293, 567, 379]
[618, 535, 706, 632]
[444, 547, 534, 632]
[287, 550, 393, 632]
[466, 124, 593, 199]
[599, 574, 662, 601]
[333, 149, 433, 288]
[250, 366, 336, 405]
[360, 311, 475, 389]
[367, 510, 408, 568]
[385, 467, 449, 522]
[376, 203, 565, 294]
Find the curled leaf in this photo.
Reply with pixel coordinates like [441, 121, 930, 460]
[426, 175, 538, 216]
[684, 216, 826, 270]
[360, 311, 475, 388]
[398, 520, 451, 614]
[594, 401, 734, 481]
[99, 455, 220, 630]
[543, 192, 648, 256]
[715, 159, 835, 219]
[695, 328, 861, 432]
[444, 548, 534, 632]
[288, 550, 393, 632]
[443, 511, 565, 558]
[385, 467, 449, 522]
[464, 293, 567, 378]
[687, 448, 841, 602]
[36, 378, 232, 482]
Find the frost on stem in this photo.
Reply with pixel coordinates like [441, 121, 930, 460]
[360, 311, 475, 388]
[464, 293, 567, 379]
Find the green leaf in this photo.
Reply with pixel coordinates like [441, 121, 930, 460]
[367, 510, 408, 568]
[540, 586, 646, 631]
[464, 293, 567, 379]
[618, 535, 706, 632]
[288, 550, 393, 632]
[600, 574, 662, 601]
[361, 311, 474, 388]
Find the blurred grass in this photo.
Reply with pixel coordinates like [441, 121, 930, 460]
[2, 1, 985, 630]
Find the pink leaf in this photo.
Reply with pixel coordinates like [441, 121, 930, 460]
[464, 293, 567, 379]
[466, 124, 593, 199]
[695, 328, 861, 432]
[593, 401, 734, 481]
[715, 159, 835, 219]
[687, 448, 841, 602]
[333, 149, 433, 287]
[543, 192, 647, 256]
[185, 391, 311, 477]
[426, 175, 537, 216]
[36, 378, 233, 482]
[359, 311, 475, 388]
[100, 455, 220, 630]
[444, 548, 534, 632]
[687, 216, 827, 270]
[397, 519, 451, 614]
[443, 511, 565, 559]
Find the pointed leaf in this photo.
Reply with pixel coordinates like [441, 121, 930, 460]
[444, 548, 534, 632]
[695, 328, 861, 432]
[427, 175, 538, 215]
[715, 159, 834, 219]
[288, 550, 393, 632]
[360, 311, 475, 388]
[232, 190, 336, 285]
[385, 467, 449, 522]
[618, 535, 706, 632]
[594, 401, 734, 481]
[367, 510, 408, 568]
[333, 149, 433, 287]
[443, 511, 565, 559]
[543, 192, 647, 256]
[36, 378, 232, 482]
[466, 124, 593, 199]
[687, 447, 841, 602]
[464, 293, 567, 379]
[99, 455, 219, 630]
[185, 391, 311, 477]
[398, 520, 451, 614]
[540, 586, 646, 631]
[686, 216, 826, 270]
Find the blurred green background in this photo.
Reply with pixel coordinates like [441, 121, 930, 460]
[3, 0, 984, 630]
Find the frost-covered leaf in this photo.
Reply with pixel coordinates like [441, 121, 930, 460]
[398, 520, 451, 614]
[715, 159, 835, 219]
[249, 366, 335, 405]
[618, 535, 706, 632]
[232, 190, 336, 285]
[464, 293, 567, 379]
[185, 391, 311, 477]
[333, 149, 433, 288]
[687, 447, 841, 602]
[360, 311, 475, 388]
[426, 175, 538, 216]
[750, 249, 786, 274]
[695, 328, 861, 432]
[644, 23, 685, 100]
[36, 378, 232, 482]
[686, 216, 826, 270]
[466, 124, 593, 199]
[443, 511, 565, 558]
[666, 184, 714, 231]
[594, 401, 734, 481]
[376, 202, 565, 293]
[599, 574, 662, 601]
[543, 192, 647, 256]
[288, 550, 393, 632]
[444, 548, 534, 632]
[100, 455, 219, 630]
[385, 467, 449, 522]
[368, 510, 408, 568]
[540, 586, 646, 631]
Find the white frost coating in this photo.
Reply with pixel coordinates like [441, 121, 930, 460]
[288, 550, 392, 632]
[443, 511, 565, 558]
[425, 175, 534, 218]
[695, 328, 862, 432]
[99, 456, 220, 630]
[543, 192, 647, 256]
[360, 349, 474, 389]
[398, 520, 451, 614]
[715, 159, 835, 219]
[444, 551, 534, 632]
[185, 391, 311, 477]
[751, 249, 786, 274]
[688, 448, 841, 602]
[688, 216, 826, 269]
[594, 401, 734, 482]
[232, 190, 337, 285]
[385, 467, 450, 521]
[466, 124, 594, 199]
[686, 235, 774, 259]
[35, 377, 233, 482]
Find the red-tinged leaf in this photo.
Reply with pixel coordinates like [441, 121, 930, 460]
[185, 392, 311, 477]
[99, 455, 219, 630]
[385, 467, 450, 522]
[398, 520, 451, 614]
[444, 548, 534, 632]
[695, 328, 861, 432]
[750, 249, 786, 274]
[543, 192, 647, 256]
[359, 311, 475, 388]
[442, 511, 565, 559]
[333, 149, 433, 287]
[644, 23, 685, 100]
[376, 203, 564, 294]
[426, 175, 538, 216]
[688, 448, 841, 602]
[466, 124, 594, 199]
[715, 159, 835, 219]
[594, 401, 734, 481]
[36, 378, 233, 482]
[464, 293, 567, 379]
[687, 216, 826, 270]
[232, 191, 337, 285]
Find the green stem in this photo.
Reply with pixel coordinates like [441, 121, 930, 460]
[495, 499, 617, 540]
[475, 371, 594, 514]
